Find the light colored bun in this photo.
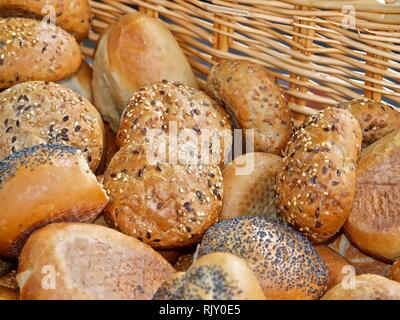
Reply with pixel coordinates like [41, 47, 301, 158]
[104, 145, 223, 249]
[58, 61, 93, 102]
[0, 17, 81, 89]
[207, 60, 291, 155]
[389, 261, 400, 282]
[322, 274, 400, 300]
[0, 144, 108, 257]
[92, 13, 198, 131]
[277, 108, 362, 243]
[197, 217, 328, 300]
[337, 98, 400, 147]
[17, 223, 175, 300]
[0, 0, 91, 41]
[327, 233, 391, 276]
[96, 121, 117, 175]
[174, 252, 195, 272]
[221, 152, 281, 220]
[316, 246, 353, 289]
[0, 81, 104, 171]
[154, 252, 265, 300]
[344, 129, 400, 262]
[0, 286, 18, 300]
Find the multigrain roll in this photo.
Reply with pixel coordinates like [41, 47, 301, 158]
[322, 274, 400, 300]
[337, 98, 400, 147]
[207, 60, 291, 155]
[104, 145, 223, 249]
[276, 108, 362, 243]
[344, 129, 400, 262]
[0, 286, 18, 300]
[154, 252, 265, 300]
[58, 61, 93, 103]
[0, 0, 91, 41]
[92, 13, 198, 130]
[0, 144, 108, 257]
[389, 261, 400, 282]
[221, 152, 282, 220]
[0, 81, 104, 171]
[17, 223, 175, 300]
[196, 217, 328, 300]
[117, 80, 232, 165]
[0, 18, 81, 89]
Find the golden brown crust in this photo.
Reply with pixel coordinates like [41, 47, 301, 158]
[322, 274, 400, 300]
[0, 0, 91, 41]
[154, 252, 265, 300]
[0, 286, 18, 300]
[0, 144, 109, 257]
[207, 60, 291, 155]
[276, 108, 362, 243]
[58, 61, 93, 103]
[17, 223, 175, 300]
[0, 18, 81, 89]
[0, 81, 104, 171]
[337, 98, 400, 147]
[389, 261, 400, 282]
[344, 129, 400, 262]
[221, 152, 282, 220]
[104, 145, 223, 250]
[197, 217, 328, 300]
[92, 13, 198, 130]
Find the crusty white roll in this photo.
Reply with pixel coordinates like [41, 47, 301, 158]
[221, 152, 282, 220]
[154, 252, 265, 300]
[92, 13, 198, 131]
[17, 223, 175, 300]
[58, 61, 93, 103]
[0, 144, 109, 257]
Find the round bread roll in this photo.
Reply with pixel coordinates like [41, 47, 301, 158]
[221, 152, 282, 220]
[316, 246, 353, 289]
[337, 98, 400, 147]
[92, 13, 198, 131]
[174, 252, 195, 272]
[207, 60, 291, 155]
[0, 270, 18, 290]
[58, 61, 93, 102]
[0, 0, 91, 41]
[117, 80, 232, 165]
[96, 121, 118, 175]
[276, 108, 362, 243]
[322, 274, 400, 300]
[0, 17, 81, 89]
[196, 217, 328, 299]
[0, 81, 104, 171]
[344, 129, 400, 262]
[0, 286, 18, 300]
[104, 145, 223, 249]
[389, 261, 400, 282]
[327, 233, 391, 276]
[154, 252, 265, 300]
[0, 144, 109, 257]
[17, 223, 175, 300]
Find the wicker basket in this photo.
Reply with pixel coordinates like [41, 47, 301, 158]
[85, 0, 400, 116]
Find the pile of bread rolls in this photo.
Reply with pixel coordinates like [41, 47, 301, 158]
[0, 2, 400, 301]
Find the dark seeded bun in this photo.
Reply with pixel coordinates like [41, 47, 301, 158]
[0, 144, 108, 257]
[0, 81, 104, 171]
[196, 216, 328, 300]
[17, 223, 175, 300]
[276, 108, 362, 243]
[389, 261, 400, 282]
[0, 18, 81, 89]
[153, 252, 265, 300]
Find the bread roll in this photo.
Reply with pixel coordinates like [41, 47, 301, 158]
[17, 223, 175, 300]
[0, 286, 18, 300]
[221, 152, 281, 220]
[328, 233, 391, 276]
[344, 129, 400, 262]
[58, 61, 93, 102]
[337, 98, 400, 147]
[0, 144, 108, 257]
[154, 252, 265, 300]
[92, 13, 198, 131]
[0, 17, 81, 89]
[174, 252, 195, 272]
[316, 246, 353, 289]
[0, 81, 104, 171]
[104, 145, 223, 249]
[322, 274, 400, 300]
[276, 108, 362, 243]
[207, 60, 291, 155]
[0, 270, 18, 290]
[389, 261, 400, 282]
[96, 121, 118, 175]
[0, 0, 91, 41]
[197, 217, 328, 299]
